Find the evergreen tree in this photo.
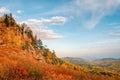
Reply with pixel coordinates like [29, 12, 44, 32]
[4, 14, 9, 27]
[36, 39, 43, 49]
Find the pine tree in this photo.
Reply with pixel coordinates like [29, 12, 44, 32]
[4, 14, 9, 27]
[36, 39, 43, 49]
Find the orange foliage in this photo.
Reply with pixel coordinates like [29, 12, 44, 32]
[0, 47, 120, 80]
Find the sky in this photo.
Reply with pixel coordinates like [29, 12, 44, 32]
[0, 0, 120, 60]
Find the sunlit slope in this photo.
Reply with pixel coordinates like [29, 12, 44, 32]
[0, 14, 120, 80]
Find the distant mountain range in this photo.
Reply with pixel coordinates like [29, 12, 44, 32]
[62, 57, 120, 73]
[62, 57, 91, 66]
[92, 58, 120, 73]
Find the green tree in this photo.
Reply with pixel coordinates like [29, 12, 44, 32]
[36, 39, 43, 49]
[4, 14, 9, 27]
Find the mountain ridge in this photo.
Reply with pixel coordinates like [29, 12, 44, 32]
[62, 57, 120, 73]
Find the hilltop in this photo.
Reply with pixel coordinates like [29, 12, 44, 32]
[0, 14, 120, 80]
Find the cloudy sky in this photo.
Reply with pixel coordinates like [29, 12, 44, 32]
[0, 0, 120, 59]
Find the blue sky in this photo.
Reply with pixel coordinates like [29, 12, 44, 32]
[0, 0, 120, 59]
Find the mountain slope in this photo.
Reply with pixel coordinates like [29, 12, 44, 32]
[0, 14, 120, 80]
[1, 47, 120, 80]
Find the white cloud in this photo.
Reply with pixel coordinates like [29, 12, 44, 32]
[33, 29, 63, 39]
[20, 16, 67, 39]
[17, 10, 23, 14]
[83, 14, 103, 29]
[105, 22, 120, 36]
[13, 14, 20, 19]
[107, 22, 120, 29]
[0, 7, 9, 13]
[75, 0, 120, 29]
[108, 30, 120, 36]
[25, 16, 67, 25]
[44, 0, 120, 29]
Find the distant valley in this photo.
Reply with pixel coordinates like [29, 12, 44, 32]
[62, 57, 120, 73]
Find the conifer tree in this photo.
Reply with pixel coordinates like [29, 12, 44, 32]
[36, 39, 43, 49]
[4, 14, 9, 27]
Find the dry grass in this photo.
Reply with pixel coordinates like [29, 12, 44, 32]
[0, 47, 120, 80]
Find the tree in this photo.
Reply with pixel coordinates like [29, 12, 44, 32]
[31, 35, 37, 48]
[4, 14, 9, 27]
[21, 23, 27, 35]
[25, 27, 33, 39]
[36, 39, 43, 49]
[52, 50, 56, 57]
[9, 13, 12, 18]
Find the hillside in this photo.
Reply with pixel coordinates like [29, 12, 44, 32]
[62, 57, 90, 66]
[62, 57, 120, 75]
[0, 14, 120, 80]
[92, 58, 120, 73]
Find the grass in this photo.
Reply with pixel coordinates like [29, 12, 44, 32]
[0, 47, 120, 80]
